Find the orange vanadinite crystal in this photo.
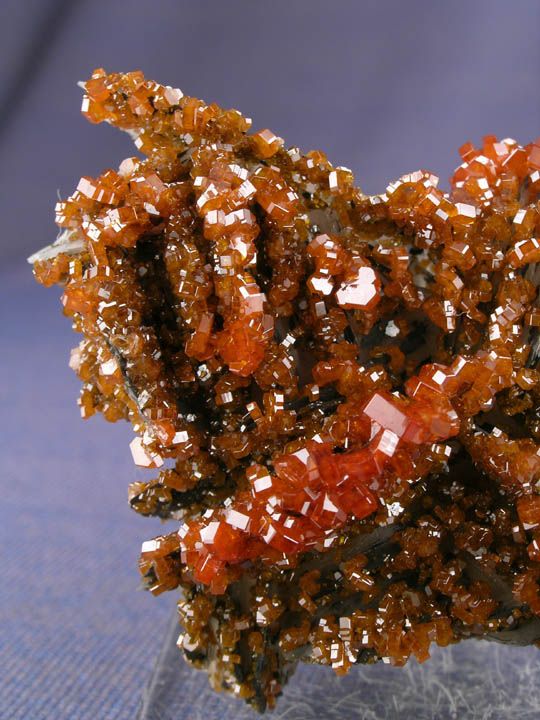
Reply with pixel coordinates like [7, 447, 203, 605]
[31, 69, 540, 710]
[180, 358, 467, 592]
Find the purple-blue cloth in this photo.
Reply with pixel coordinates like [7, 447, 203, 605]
[1, 266, 175, 720]
[1, 2, 539, 718]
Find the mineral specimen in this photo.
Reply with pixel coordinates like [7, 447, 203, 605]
[31, 69, 540, 711]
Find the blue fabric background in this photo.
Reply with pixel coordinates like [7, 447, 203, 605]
[1, 1, 539, 718]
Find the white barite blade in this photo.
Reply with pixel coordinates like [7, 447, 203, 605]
[27, 230, 87, 264]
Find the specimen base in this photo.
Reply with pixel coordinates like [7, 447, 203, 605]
[136, 608, 540, 720]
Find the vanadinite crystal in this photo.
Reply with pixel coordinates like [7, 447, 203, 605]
[31, 69, 540, 711]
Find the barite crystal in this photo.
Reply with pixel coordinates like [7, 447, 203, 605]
[31, 69, 540, 711]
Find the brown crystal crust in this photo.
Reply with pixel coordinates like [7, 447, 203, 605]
[32, 69, 540, 711]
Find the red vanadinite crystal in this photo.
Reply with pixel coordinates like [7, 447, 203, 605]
[178, 350, 512, 592]
[31, 69, 540, 710]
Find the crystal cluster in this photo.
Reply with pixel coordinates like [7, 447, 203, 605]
[31, 69, 540, 711]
